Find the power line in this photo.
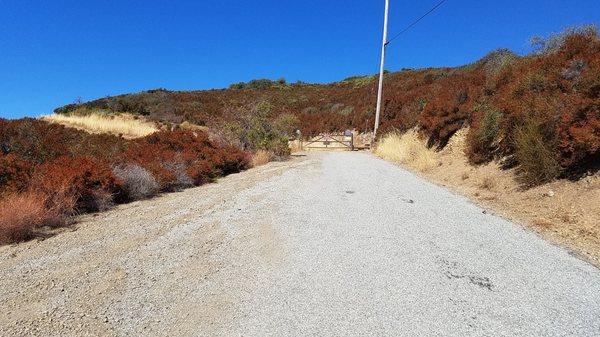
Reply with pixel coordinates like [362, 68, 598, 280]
[372, 0, 448, 138]
[386, 0, 448, 46]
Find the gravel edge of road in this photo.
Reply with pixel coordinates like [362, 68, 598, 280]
[370, 151, 600, 269]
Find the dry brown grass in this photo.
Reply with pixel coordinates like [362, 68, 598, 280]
[42, 113, 157, 138]
[533, 218, 555, 229]
[180, 121, 210, 133]
[251, 150, 272, 167]
[559, 213, 575, 224]
[0, 191, 73, 244]
[288, 140, 303, 153]
[375, 130, 438, 172]
[478, 176, 497, 190]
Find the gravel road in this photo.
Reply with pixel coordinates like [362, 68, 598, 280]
[1, 152, 599, 336]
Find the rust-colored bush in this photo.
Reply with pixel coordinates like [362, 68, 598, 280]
[121, 131, 203, 189]
[30, 156, 121, 212]
[120, 130, 250, 190]
[29, 25, 600, 185]
[211, 145, 252, 175]
[496, 28, 600, 176]
[0, 154, 34, 197]
[576, 59, 600, 98]
[0, 191, 48, 244]
[0, 190, 75, 244]
[186, 160, 214, 186]
[0, 119, 251, 246]
[55, 26, 596, 175]
[0, 118, 127, 163]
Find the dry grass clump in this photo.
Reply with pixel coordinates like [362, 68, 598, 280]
[42, 113, 157, 138]
[289, 140, 303, 153]
[375, 130, 438, 172]
[0, 190, 74, 244]
[533, 218, 555, 229]
[251, 150, 272, 167]
[179, 121, 209, 132]
[0, 192, 49, 244]
[478, 176, 497, 190]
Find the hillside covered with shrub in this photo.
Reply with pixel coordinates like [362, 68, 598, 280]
[2, 25, 598, 244]
[57, 26, 600, 186]
[0, 118, 249, 244]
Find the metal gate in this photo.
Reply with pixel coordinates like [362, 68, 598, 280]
[302, 133, 354, 151]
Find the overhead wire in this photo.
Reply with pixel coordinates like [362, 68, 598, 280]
[385, 0, 448, 46]
[369, 0, 448, 133]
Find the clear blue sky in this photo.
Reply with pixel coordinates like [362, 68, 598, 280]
[1, 0, 599, 119]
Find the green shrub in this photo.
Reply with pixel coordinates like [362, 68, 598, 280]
[479, 109, 502, 145]
[252, 101, 274, 117]
[466, 105, 503, 164]
[229, 79, 287, 90]
[222, 121, 245, 145]
[339, 106, 355, 116]
[514, 119, 562, 185]
[274, 114, 300, 136]
[219, 105, 291, 157]
[342, 75, 376, 87]
[246, 117, 290, 157]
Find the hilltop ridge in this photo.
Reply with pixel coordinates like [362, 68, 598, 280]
[55, 26, 600, 184]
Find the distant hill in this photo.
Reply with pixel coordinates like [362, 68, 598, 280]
[54, 76, 382, 137]
[55, 26, 600, 180]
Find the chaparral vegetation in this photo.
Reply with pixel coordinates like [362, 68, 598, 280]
[1, 25, 599, 244]
[0, 118, 250, 244]
[58, 26, 599, 185]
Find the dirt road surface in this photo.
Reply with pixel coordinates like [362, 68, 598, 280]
[1, 152, 599, 336]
